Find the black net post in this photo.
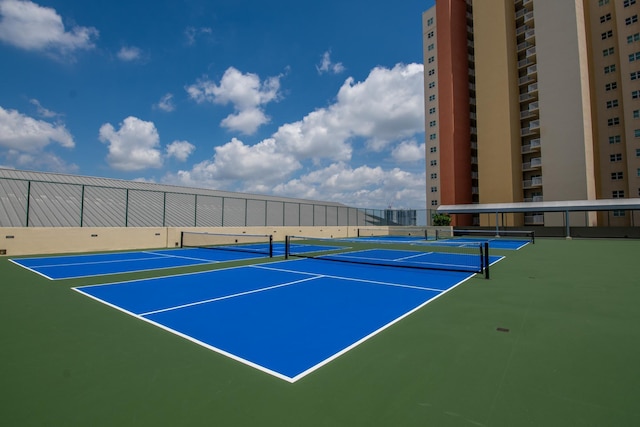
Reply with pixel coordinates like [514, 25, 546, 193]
[179, 231, 185, 248]
[269, 234, 273, 257]
[284, 235, 290, 259]
[484, 241, 490, 279]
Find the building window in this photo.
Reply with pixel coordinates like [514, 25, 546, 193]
[636, 148, 640, 156]
[635, 129, 640, 137]
[632, 71, 640, 80]
[603, 47, 615, 56]
[429, 107, 436, 114]
[613, 210, 626, 217]
[629, 33, 640, 43]
[428, 43, 435, 51]
[604, 64, 616, 73]
[430, 186, 438, 193]
[431, 200, 438, 206]
[430, 173, 437, 179]
[624, 0, 637, 7]
[428, 56, 435, 64]
[428, 69, 435, 76]
[610, 153, 623, 162]
[429, 120, 436, 127]
[625, 15, 638, 25]
[600, 13, 612, 23]
[609, 135, 622, 144]
[611, 171, 624, 180]
[613, 190, 625, 198]
[427, 31, 434, 39]
[629, 52, 640, 61]
[430, 146, 437, 153]
[634, 109, 640, 118]
[602, 30, 613, 40]
[637, 168, 640, 177]
[429, 133, 437, 140]
[427, 17, 434, 26]
[605, 82, 617, 91]
[429, 93, 436, 101]
[599, 0, 610, 5]
[430, 160, 437, 166]
[633, 90, 640, 99]
[607, 117, 620, 126]
[428, 81, 435, 89]
[606, 100, 619, 108]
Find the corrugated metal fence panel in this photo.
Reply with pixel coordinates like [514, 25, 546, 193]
[266, 201, 284, 226]
[313, 205, 326, 226]
[300, 204, 314, 226]
[165, 193, 196, 227]
[222, 198, 246, 226]
[337, 206, 349, 226]
[246, 199, 266, 226]
[83, 186, 127, 227]
[0, 179, 28, 227]
[196, 195, 223, 227]
[284, 203, 299, 226]
[128, 190, 164, 227]
[29, 182, 82, 226]
[325, 206, 337, 226]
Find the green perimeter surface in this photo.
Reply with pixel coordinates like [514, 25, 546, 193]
[1, 238, 640, 426]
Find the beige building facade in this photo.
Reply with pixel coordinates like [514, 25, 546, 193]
[424, 0, 640, 226]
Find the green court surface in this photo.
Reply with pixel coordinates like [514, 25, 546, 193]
[1, 238, 639, 426]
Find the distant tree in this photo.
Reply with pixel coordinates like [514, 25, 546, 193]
[432, 213, 451, 226]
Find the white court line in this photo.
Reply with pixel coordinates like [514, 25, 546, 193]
[139, 275, 324, 316]
[252, 263, 448, 293]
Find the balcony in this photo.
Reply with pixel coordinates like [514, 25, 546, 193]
[529, 101, 539, 111]
[522, 157, 542, 171]
[524, 214, 544, 225]
[521, 138, 541, 153]
[525, 29, 535, 40]
[523, 176, 543, 188]
[518, 58, 534, 69]
[529, 119, 540, 129]
[518, 41, 533, 52]
[524, 196, 543, 202]
[519, 75, 534, 85]
[528, 82, 538, 94]
[526, 46, 536, 59]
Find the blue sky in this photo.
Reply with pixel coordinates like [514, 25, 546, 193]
[0, 0, 432, 209]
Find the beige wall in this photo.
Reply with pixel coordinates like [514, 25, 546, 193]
[473, 0, 523, 226]
[0, 226, 362, 257]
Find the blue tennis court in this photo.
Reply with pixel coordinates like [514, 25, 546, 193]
[10, 245, 281, 280]
[353, 235, 530, 250]
[74, 255, 491, 383]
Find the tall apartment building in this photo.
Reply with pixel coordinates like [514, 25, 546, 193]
[424, 0, 640, 227]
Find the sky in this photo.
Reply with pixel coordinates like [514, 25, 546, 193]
[0, 0, 433, 209]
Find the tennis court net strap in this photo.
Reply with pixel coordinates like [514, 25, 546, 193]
[285, 235, 490, 278]
[181, 231, 273, 257]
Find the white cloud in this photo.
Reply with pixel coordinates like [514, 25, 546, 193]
[185, 26, 212, 45]
[154, 93, 175, 112]
[166, 140, 194, 161]
[168, 137, 301, 189]
[272, 163, 426, 209]
[29, 98, 59, 118]
[0, 0, 98, 56]
[185, 67, 282, 134]
[391, 139, 425, 162]
[98, 116, 163, 171]
[316, 50, 345, 75]
[273, 63, 424, 162]
[117, 46, 142, 61]
[0, 105, 74, 151]
[170, 63, 426, 207]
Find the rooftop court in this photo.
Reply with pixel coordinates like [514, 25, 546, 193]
[1, 236, 639, 426]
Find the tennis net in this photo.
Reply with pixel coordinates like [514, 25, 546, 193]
[285, 235, 490, 278]
[436, 229, 535, 244]
[180, 231, 274, 257]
